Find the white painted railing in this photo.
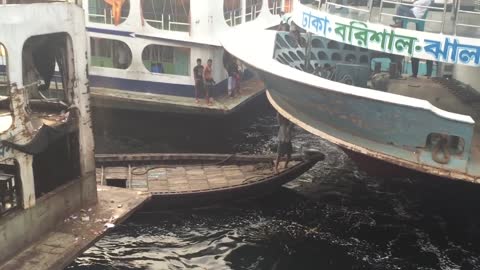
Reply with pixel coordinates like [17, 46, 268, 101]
[312, 0, 480, 35]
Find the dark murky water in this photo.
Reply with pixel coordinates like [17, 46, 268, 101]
[68, 96, 480, 270]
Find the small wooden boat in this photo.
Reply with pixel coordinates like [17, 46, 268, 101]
[95, 150, 324, 207]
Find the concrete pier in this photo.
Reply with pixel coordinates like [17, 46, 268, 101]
[90, 78, 266, 115]
[0, 187, 150, 270]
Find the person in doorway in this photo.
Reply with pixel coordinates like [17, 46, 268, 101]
[411, 58, 434, 78]
[275, 112, 294, 172]
[193, 58, 204, 103]
[391, 0, 432, 27]
[203, 59, 215, 106]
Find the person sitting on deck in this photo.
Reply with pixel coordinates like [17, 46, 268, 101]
[275, 112, 294, 172]
[193, 58, 204, 103]
[203, 59, 215, 106]
[390, 0, 432, 28]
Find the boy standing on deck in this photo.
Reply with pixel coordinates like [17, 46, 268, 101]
[203, 59, 215, 106]
[275, 112, 294, 172]
[193, 58, 204, 103]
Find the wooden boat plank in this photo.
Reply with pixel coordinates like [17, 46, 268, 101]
[239, 165, 257, 172]
[189, 182, 210, 190]
[223, 170, 244, 177]
[169, 185, 191, 192]
[187, 175, 208, 181]
[186, 169, 206, 175]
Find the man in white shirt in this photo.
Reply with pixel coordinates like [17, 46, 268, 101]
[391, 0, 432, 27]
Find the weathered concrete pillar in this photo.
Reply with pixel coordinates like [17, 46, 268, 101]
[17, 154, 35, 209]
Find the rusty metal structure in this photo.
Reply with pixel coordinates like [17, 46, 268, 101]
[0, 1, 96, 264]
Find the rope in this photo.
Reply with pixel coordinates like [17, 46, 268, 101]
[432, 135, 451, 164]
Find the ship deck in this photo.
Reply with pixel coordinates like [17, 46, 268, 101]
[0, 186, 150, 270]
[386, 76, 480, 176]
[90, 78, 266, 115]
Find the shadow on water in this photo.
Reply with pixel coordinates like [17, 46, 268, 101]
[70, 94, 480, 270]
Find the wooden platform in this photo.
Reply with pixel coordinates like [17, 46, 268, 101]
[0, 187, 150, 270]
[90, 78, 265, 115]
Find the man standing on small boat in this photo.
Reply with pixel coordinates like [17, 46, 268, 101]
[193, 58, 204, 103]
[275, 112, 294, 172]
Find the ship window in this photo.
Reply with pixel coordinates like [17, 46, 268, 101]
[142, 44, 190, 76]
[23, 32, 76, 117]
[288, 51, 300, 61]
[142, 0, 190, 32]
[0, 162, 21, 215]
[88, 0, 130, 25]
[0, 44, 7, 96]
[359, 55, 369, 64]
[332, 53, 342, 61]
[345, 54, 356, 63]
[0, 43, 11, 125]
[224, 0, 242, 26]
[284, 34, 298, 48]
[317, 51, 328, 60]
[268, 0, 282, 14]
[276, 35, 289, 49]
[344, 44, 356, 51]
[245, 0, 262, 22]
[297, 50, 305, 60]
[327, 41, 339, 49]
[90, 38, 132, 69]
[282, 53, 293, 62]
[311, 39, 324, 48]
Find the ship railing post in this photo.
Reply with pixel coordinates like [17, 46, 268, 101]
[378, 0, 385, 24]
[441, 0, 447, 33]
[454, 0, 461, 35]
[367, 0, 373, 22]
[100, 166, 104, 186]
[305, 32, 313, 73]
[128, 164, 132, 189]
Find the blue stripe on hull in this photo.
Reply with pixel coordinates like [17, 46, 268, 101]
[89, 75, 228, 98]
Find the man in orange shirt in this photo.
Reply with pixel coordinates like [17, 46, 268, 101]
[203, 59, 215, 106]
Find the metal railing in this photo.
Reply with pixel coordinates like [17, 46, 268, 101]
[453, 1, 480, 35]
[144, 14, 190, 32]
[312, 0, 480, 35]
[224, 9, 243, 26]
[379, 0, 447, 32]
[246, 4, 262, 21]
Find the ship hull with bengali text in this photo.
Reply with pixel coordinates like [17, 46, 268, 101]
[221, 0, 480, 182]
